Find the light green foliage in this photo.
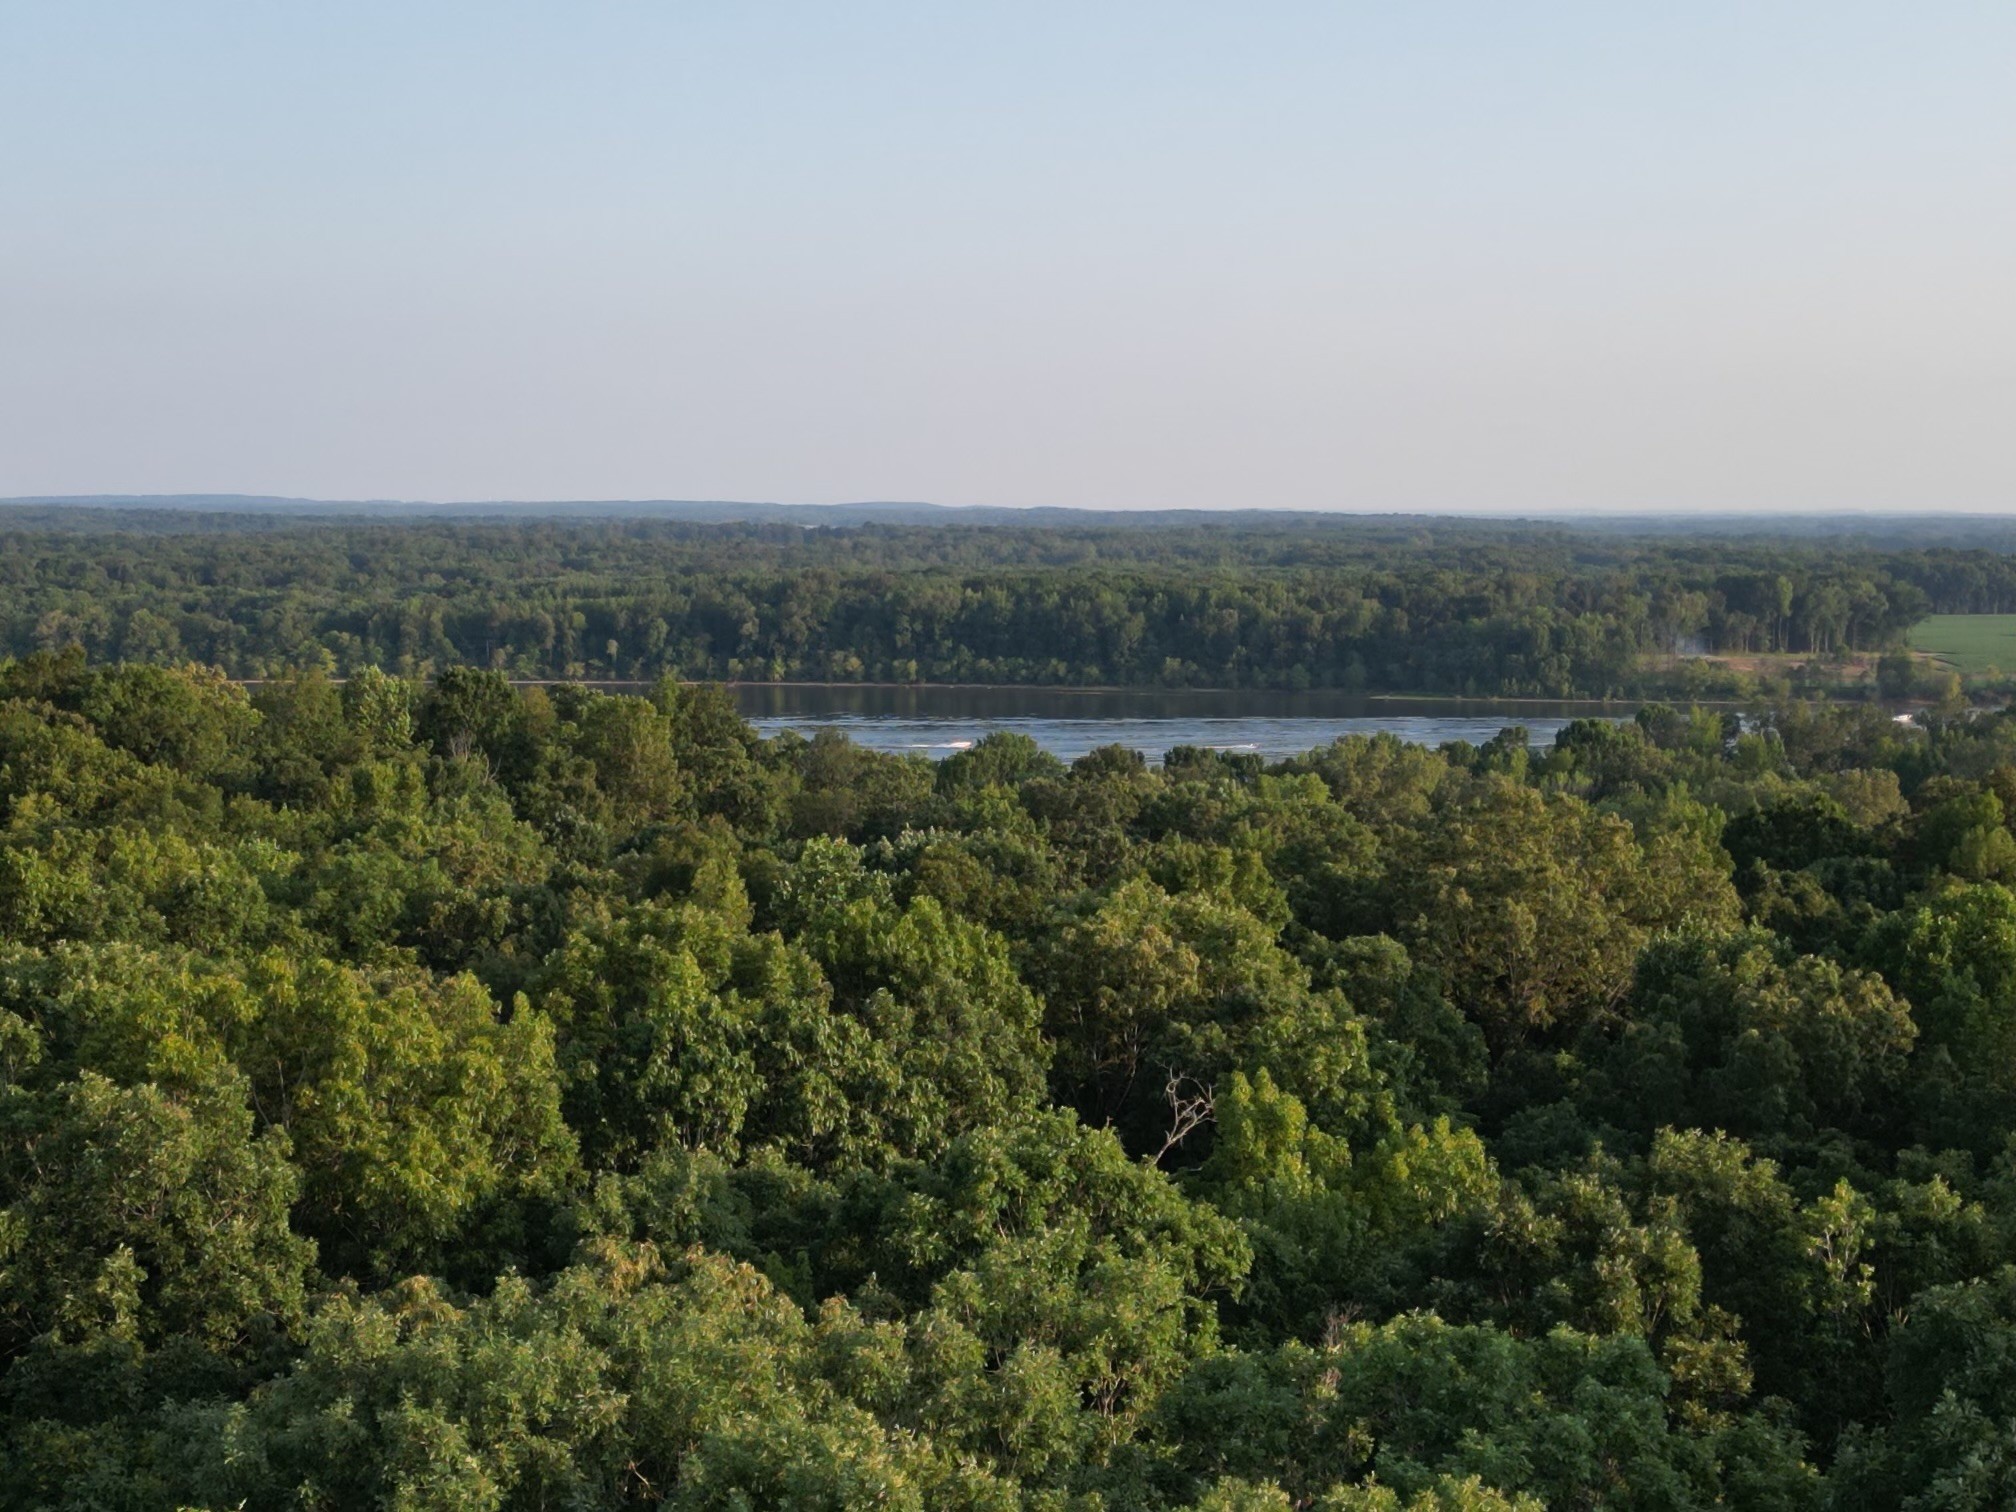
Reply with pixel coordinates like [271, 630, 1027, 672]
[342, 664, 418, 756]
[1388, 779, 1738, 1050]
[937, 730, 1066, 795]
[846, 1109, 1252, 1314]
[0, 1067, 310, 1356]
[556, 686, 684, 827]
[11, 650, 2016, 1507]
[1869, 883, 2016, 1151]
[654, 677, 790, 833]
[1292, 732, 1449, 833]
[1040, 876, 1383, 1154]
[538, 841, 1050, 1178]
[227, 954, 577, 1275]
[164, 1245, 1029, 1512]
[1822, 767, 1911, 829]
[1433, 1156, 1709, 1347]
[0, 823, 283, 952]
[1914, 789, 2016, 882]
[535, 902, 775, 1165]
[1203, 1069, 1494, 1335]
[781, 841, 1050, 1155]
[73, 662, 259, 780]
[0, 696, 149, 821]
[1910, 614, 2016, 675]
[295, 782, 549, 965]
[0, 938, 577, 1281]
[1314, 1480, 1544, 1512]
[1874, 882, 2016, 1062]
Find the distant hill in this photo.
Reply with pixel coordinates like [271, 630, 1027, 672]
[5, 494, 2016, 547]
[1, 494, 986, 525]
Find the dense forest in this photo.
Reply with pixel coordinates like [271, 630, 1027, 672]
[12, 651, 2016, 1506]
[9, 508, 2016, 695]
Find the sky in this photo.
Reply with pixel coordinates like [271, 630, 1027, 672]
[2, 3, 2012, 513]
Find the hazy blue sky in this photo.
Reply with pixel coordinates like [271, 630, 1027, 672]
[3, 3, 2011, 511]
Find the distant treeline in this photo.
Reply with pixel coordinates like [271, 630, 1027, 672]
[4, 510, 2014, 694]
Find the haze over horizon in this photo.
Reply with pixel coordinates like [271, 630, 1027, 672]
[4, 4, 2012, 513]
[11, 493, 2016, 524]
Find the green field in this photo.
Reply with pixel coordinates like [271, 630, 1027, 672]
[1911, 614, 2016, 674]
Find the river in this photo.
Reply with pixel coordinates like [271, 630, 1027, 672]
[724, 684, 1629, 763]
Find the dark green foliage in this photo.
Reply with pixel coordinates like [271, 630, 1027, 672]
[0, 510, 1971, 694]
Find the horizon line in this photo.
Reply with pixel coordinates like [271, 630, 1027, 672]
[5, 494, 2016, 523]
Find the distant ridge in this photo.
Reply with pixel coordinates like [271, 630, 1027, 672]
[5, 497, 2016, 559]
[5, 495, 2016, 535]
[1, 494, 1456, 529]
[0, 494, 991, 525]
[0, 495, 1610, 532]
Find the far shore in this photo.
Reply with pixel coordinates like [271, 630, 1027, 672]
[237, 674, 1774, 707]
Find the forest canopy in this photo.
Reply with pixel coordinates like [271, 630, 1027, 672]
[2, 508, 2007, 695]
[7, 650, 2016, 1506]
